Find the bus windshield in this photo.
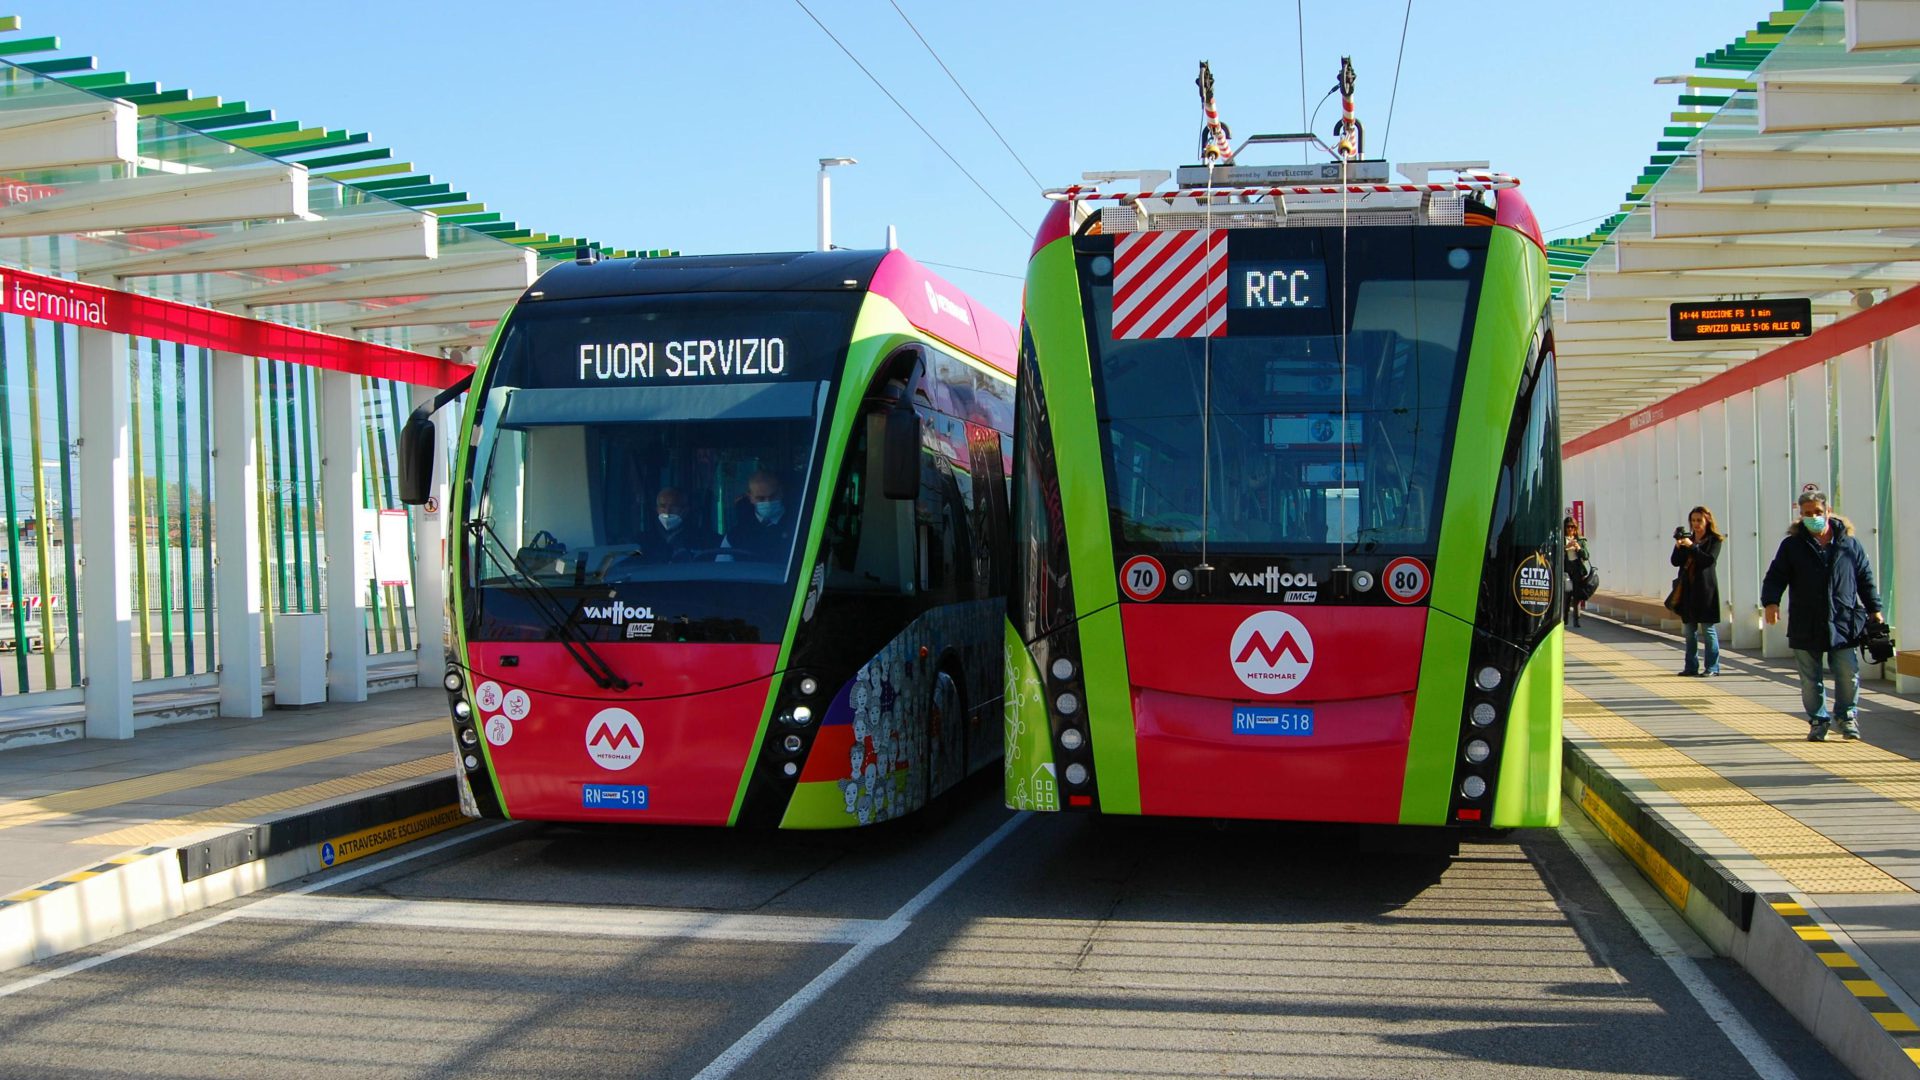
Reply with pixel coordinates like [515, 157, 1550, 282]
[1080, 227, 1487, 556]
[475, 382, 828, 586]
[464, 291, 860, 641]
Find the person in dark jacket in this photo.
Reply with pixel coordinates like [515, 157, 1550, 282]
[1563, 517, 1592, 629]
[1670, 505, 1725, 676]
[718, 470, 796, 563]
[1760, 488, 1883, 742]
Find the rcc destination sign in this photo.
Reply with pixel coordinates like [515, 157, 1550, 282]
[1669, 298, 1812, 342]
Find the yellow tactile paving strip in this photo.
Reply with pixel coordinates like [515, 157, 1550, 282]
[1565, 685, 1906, 894]
[75, 753, 453, 847]
[0, 720, 442, 833]
[1570, 636, 1920, 819]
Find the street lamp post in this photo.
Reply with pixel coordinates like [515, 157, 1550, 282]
[817, 157, 856, 252]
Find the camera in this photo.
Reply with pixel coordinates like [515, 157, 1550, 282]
[1673, 527, 1689, 540]
[1862, 621, 1896, 664]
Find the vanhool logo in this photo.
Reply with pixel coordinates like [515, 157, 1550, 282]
[580, 602, 654, 626]
[1229, 611, 1314, 695]
[1228, 567, 1318, 594]
[585, 708, 645, 770]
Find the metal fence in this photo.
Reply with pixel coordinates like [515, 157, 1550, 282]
[0, 313, 424, 701]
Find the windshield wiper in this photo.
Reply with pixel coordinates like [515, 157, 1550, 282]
[468, 520, 632, 691]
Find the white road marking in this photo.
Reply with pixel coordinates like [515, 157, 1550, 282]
[1559, 809, 1798, 1080]
[690, 812, 1028, 1080]
[0, 821, 514, 1000]
[233, 894, 882, 944]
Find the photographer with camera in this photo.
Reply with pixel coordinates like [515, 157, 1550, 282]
[1760, 488, 1883, 742]
[1669, 506, 1725, 677]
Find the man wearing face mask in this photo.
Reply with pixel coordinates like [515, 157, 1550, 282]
[641, 487, 697, 563]
[1761, 488, 1883, 742]
[719, 470, 795, 563]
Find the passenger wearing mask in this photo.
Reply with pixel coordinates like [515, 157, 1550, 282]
[720, 470, 796, 563]
[1761, 488, 1884, 742]
[1670, 505, 1725, 677]
[641, 487, 698, 563]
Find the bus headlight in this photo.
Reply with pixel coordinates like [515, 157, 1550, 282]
[1060, 728, 1084, 750]
[782, 734, 804, 753]
[786, 706, 813, 726]
[1065, 763, 1088, 785]
[443, 670, 464, 692]
[1461, 775, 1488, 799]
[1464, 740, 1491, 764]
[1051, 657, 1074, 680]
[1475, 666, 1503, 691]
[1353, 570, 1375, 592]
[453, 700, 471, 720]
[1471, 702, 1497, 727]
[463, 754, 479, 771]
[783, 761, 799, 777]
[798, 676, 819, 697]
[460, 727, 478, 746]
[1056, 693, 1079, 715]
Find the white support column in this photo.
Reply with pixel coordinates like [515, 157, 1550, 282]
[1890, 328, 1920, 694]
[410, 384, 448, 687]
[77, 327, 133, 738]
[1836, 346, 1878, 552]
[1677, 410, 1703, 517]
[1699, 400, 1732, 638]
[1630, 431, 1657, 596]
[320, 369, 367, 703]
[1657, 419, 1684, 629]
[1757, 379, 1793, 657]
[1724, 392, 1764, 649]
[212, 352, 263, 717]
[1790, 365, 1831, 496]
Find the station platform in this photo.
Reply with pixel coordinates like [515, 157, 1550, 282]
[1566, 604, 1920, 1075]
[0, 687, 451, 900]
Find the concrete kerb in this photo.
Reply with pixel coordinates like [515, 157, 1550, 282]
[1566, 741, 1920, 1079]
[0, 775, 466, 974]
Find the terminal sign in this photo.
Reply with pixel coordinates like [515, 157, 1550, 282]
[1669, 299, 1812, 342]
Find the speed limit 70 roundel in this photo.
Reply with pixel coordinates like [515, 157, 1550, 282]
[1382, 556, 1431, 605]
[1120, 555, 1165, 602]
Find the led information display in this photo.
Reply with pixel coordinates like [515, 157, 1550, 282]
[1232, 260, 1329, 310]
[1669, 298, 1812, 342]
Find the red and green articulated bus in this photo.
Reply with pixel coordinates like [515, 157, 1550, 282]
[403, 250, 1017, 827]
[1004, 166, 1563, 828]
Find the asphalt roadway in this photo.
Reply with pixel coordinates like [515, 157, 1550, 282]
[0, 777, 1852, 1080]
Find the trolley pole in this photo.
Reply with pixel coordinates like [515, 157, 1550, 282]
[817, 157, 856, 251]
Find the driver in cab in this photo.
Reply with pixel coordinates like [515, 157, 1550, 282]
[719, 470, 794, 562]
[639, 487, 699, 563]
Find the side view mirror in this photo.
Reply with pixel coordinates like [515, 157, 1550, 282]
[397, 412, 436, 506]
[881, 404, 919, 500]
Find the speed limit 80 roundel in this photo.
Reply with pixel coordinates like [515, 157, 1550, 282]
[1119, 555, 1165, 602]
[1382, 556, 1431, 605]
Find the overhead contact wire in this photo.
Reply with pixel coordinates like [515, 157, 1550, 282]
[887, 0, 1045, 192]
[1381, 0, 1414, 157]
[794, 0, 1031, 238]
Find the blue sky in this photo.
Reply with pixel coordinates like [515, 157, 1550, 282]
[30, 1, 1775, 320]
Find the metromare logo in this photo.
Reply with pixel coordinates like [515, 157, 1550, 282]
[1228, 610, 1314, 695]
[585, 707, 645, 770]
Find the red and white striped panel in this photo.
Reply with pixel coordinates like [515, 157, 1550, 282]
[1111, 229, 1227, 340]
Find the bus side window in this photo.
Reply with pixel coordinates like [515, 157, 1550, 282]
[823, 408, 916, 594]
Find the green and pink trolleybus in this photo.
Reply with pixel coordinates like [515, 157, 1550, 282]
[403, 249, 1016, 827]
[1004, 69, 1563, 828]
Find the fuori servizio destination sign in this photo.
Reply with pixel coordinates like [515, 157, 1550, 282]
[1669, 298, 1812, 342]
